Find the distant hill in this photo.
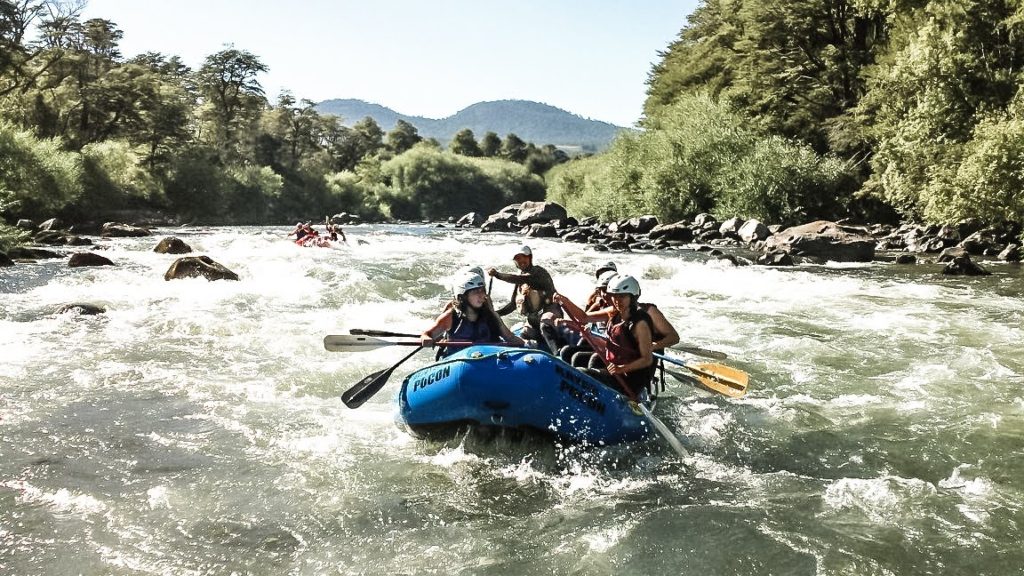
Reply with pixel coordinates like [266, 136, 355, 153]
[314, 98, 627, 152]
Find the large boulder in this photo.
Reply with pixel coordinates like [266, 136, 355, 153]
[455, 212, 484, 228]
[154, 236, 193, 254]
[718, 217, 744, 239]
[615, 215, 659, 235]
[764, 220, 876, 262]
[0, 252, 13, 267]
[38, 217, 63, 231]
[7, 247, 62, 260]
[648, 222, 695, 243]
[942, 255, 991, 276]
[480, 212, 518, 233]
[164, 256, 239, 281]
[738, 219, 770, 243]
[101, 222, 151, 237]
[515, 201, 568, 225]
[68, 252, 114, 267]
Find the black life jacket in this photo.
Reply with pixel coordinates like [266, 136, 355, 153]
[440, 306, 502, 358]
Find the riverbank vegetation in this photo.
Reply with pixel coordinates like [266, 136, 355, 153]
[3, 0, 1023, 248]
[0, 0, 560, 245]
[551, 0, 1024, 238]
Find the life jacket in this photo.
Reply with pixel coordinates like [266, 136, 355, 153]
[440, 306, 502, 358]
[604, 307, 656, 392]
[638, 302, 666, 342]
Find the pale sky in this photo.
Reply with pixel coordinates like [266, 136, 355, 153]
[78, 0, 698, 127]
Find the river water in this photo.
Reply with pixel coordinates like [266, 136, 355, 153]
[2, 225, 1023, 575]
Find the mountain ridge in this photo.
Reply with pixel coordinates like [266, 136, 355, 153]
[314, 98, 627, 151]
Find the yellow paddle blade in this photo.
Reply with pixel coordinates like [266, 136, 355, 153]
[684, 362, 749, 398]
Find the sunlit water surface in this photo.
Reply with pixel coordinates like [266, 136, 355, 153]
[2, 225, 1023, 575]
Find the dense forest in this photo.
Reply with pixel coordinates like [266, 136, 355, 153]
[4, 0, 1024, 251]
[548, 0, 1024, 239]
[0, 0, 565, 249]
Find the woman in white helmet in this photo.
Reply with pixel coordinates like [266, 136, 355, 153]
[557, 274, 657, 395]
[421, 272, 525, 357]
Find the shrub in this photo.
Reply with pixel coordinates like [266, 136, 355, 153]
[547, 94, 856, 224]
[379, 146, 544, 220]
[79, 139, 163, 216]
[0, 122, 83, 219]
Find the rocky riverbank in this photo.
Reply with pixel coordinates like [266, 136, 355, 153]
[452, 201, 1022, 276]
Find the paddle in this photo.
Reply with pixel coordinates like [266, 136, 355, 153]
[340, 345, 424, 408]
[324, 334, 475, 352]
[556, 294, 689, 459]
[655, 352, 749, 398]
[672, 345, 728, 360]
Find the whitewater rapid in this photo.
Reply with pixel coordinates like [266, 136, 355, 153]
[2, 224, 1023, 575]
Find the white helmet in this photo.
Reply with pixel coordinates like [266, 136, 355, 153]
[453, 272, 486, 298]
[606, 274, 640, 297]
[459, 265, 485, 279]
[596, 269, 617, 289]
[595, 261, 617, 277]
[515, 245, 532, 257]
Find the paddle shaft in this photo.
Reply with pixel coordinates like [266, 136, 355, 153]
[324, 334, 480, 351]
[341, 345, 424, 408]
[349, 329, 419, 338]
[557, 295, 637, 401]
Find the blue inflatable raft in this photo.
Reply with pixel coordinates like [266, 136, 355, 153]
[397, 345, 653, 445]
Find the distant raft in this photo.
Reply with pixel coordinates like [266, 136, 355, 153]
[398, 345, 653, 445]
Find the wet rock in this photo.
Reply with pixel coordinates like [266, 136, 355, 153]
[998, 243, 1021, 263]
[942, 255, 991, 276]
[0, 252, 13, 267]
[895, 254, 917, 265]
[455, 212, 484, 227]
[648, 222, 694, 243]
[56, 303, 106, 315]
[515, 201, 568, 225]
[7, 247, 62, 260]
[164, 256, 239, 281]
[764, 220, 875, 262]
[153, 237, 193, 254]
[101, 222, 151, 237]
[616, 215, 659, 235]
[38, 217, 63, 231]
[68, 252, 114, 267]
[33, 230, 68, 245]
[480, 212, 518, 233]
[523, 223, 558, 238]
[756, 251, 795, 267]
[15, 219, 35, 230]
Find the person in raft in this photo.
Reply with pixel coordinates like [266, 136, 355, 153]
[421, 272, 525, 358]
[324, 216, 347, 243]
[487, 245, 563, 352]
[555, 274, 657, 395]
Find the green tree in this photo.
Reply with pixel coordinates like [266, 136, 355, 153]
[861, 0, 1024, 224]
[449, 128, 481, 156]
[501, 133, 528, 162]
[480, 131, 501, 157]
[386, 118, 421, 154]
[195, 47, 268, 161]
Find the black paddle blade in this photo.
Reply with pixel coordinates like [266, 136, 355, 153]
[340, 345, 423, 409]
[341, 367, 393, 408]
